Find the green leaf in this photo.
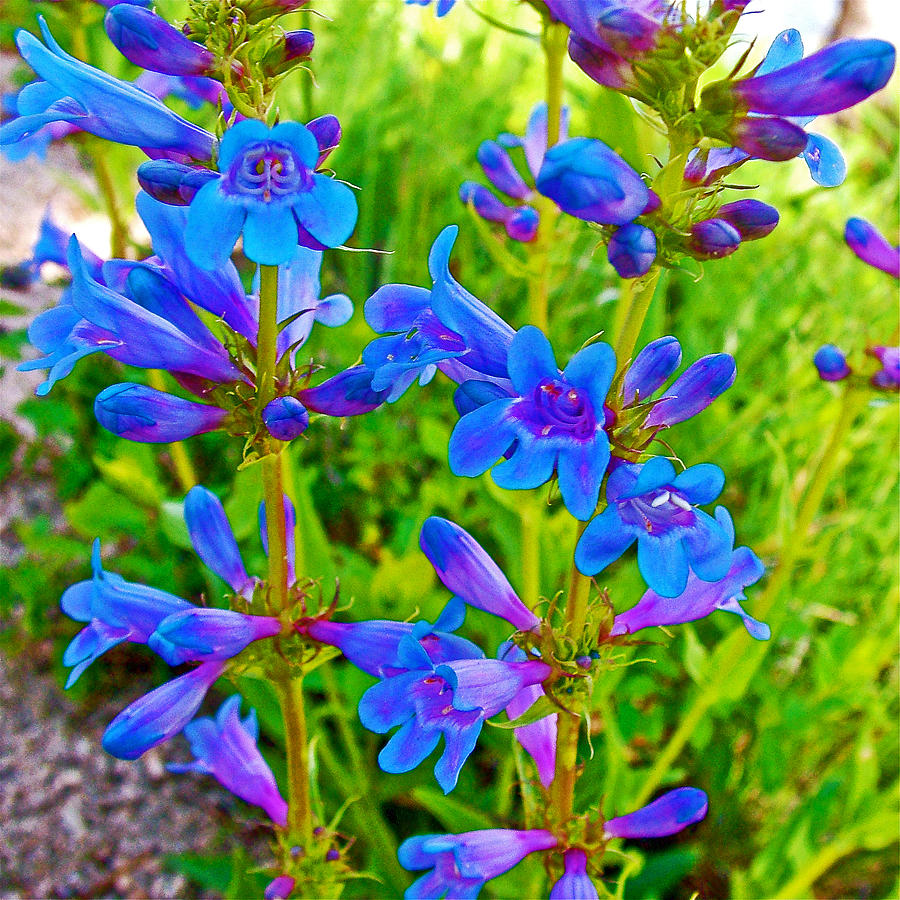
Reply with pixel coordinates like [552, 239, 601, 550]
[486, 694, 555, 730]
[64, 482, 149, 540]
[410, 786, 494, 833]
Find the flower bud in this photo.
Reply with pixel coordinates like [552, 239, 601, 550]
[604, 787, 709, 839]
[94, 383, 227, 442]
[137, 159, 218, 205]
[688, 218, 742, 259]
[306, 114, 342, 166]
[477, 140, 530, 199]
[263, 396, 309, 440]
[727, 116, 808, 162]
[567, 34, 636, 92]
[813, 345, 851, 382]
[505, 206, 539, 242]
[105, 5, 215, 77]
[234, 0, 310, 24]
[607, 222, 657, 278]
[717, 199, 779, 241]
[261, 29, 315, 77]
[845, 218, 900, 278]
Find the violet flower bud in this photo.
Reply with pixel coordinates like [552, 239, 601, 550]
[868, 346, 900, 391]
[845, 218, 900, 278]
[604, 787, 709, 839]
[94, 383, 227, 442]
[568, 34, 636, 92]
[261, 29, 315, 76]
[506, 206, 539, 242]
[263, 396, 309, 440]
[717, 199, 779, 241]
[813, 345, 851, 382]
[727, 115, 809, 162]
[689, 218, 742, 259]
[105, 5, 215, 77]
[137, 159, 218, 206]
[477, 140, 531, 199]
[306, 114, 341, 166]
[607, 222, 657, 278]
[264, 876, 296, 900]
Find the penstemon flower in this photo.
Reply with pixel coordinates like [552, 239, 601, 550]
[185, 119, 358, 268]
[449, 326, 616, 520]
[845, 218, 900, 278]
[575, 457, 732, 597]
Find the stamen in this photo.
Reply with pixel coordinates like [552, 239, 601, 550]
[651, 491, 671, 507]
[671, 494, 693, 511]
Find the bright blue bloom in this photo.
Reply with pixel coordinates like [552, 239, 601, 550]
[105, 5, 216, 77]
[102, 660, 226, 759]
[0, 19, 214, 161]
[536, 137, 650, 225]
[149, 608, 282, 666]
[603, 787, 708, 839]
[185, 119, 357, 269]
[813, 345, 851, 383]
[263, 396, 309, 440]
[94, 382, 227, 442]
[845, 218, 900, 278]
[168, 695, 288, 826]
[575, 457, 732, 597]
[405, 0, 456, 16]
[612, 507, 770, 640]
[363, 226, 514, 402]
[621, 335, 736, 433]
[449, 326, 616, 521]
[399, 829, 557, 899]
[296, 365, 390, 416]
[549, 849, 598, 900]
[607, 222, 657, 278]
[60, 539, 191, 687]
[358, 634, 550, 793]
[688, 218, 742, 259]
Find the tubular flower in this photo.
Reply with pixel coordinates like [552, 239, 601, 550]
[845, 218, 900, 278]
[358, 633, 550, 793]
[549, 849, 598, 900]
[399, 829, 557, 899]
[362, 225, 514, 402]
[575, 457, 732, 598]
[185, 119, 357, 268]
[0, 18, 214, 161]
[536, 137, 650, 225]
[168, 695, 288, 826]
[449, 326, 616, 521]
[612, 507, 770, 640]
[604, 788, 709, 838]
[460, 102, 568, 242]
[607, 222, 657, 278]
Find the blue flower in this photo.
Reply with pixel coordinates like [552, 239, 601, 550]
[168, 695, 288, 826]
[449, 326, 616, 521]
[185, 119, 358, 269]
[813, 345, 852, 383]
[362, 225, 515, 402]
[603, 787, 708, 839]
[611, 506, 770, 640]
[575, 457, 732, 597]
[399, 829, 557, 899]
[845, 218, 900, 279]
[405, 0, 456, 17]
[358, 635, 550, 793]
[0, 18, 214, 160]
[607, 222, 657, 278]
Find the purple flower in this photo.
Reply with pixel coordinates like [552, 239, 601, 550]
[716, 200, 779, 241]
[612, 507, 770, 640]
[358, 635, 550, 792]
[607, 222, 657, 278]
[688, 218, 742, 260]
[869, 346, 900, 391]
[261, 29, 315, 76]
[102, 660, 225, 759]
[362, 226, 514, 402]
[60, 539, 191, 687]
[813, 345, 851, 383]
[544, 0, 669, 56]
[536, 137, 650, 225]
[185, 119, 357, 269]
[620, 335, 736, 436]
[105, 5, 217, 77]
[845, 218, 900, 279]
[449, 326, 616, 521]
[575, 457, 732, 598]
[399, 828, 557, 898]
[604, 787, 708, 838]
[296, 365, 390, 416]
[264, 876, 296, 899]
[549, 849, 598, 900]
[0, 19, 214, 160]
[94, 382, 227, 442]
[419, 517, 539, 631]
[168, 695, 288, 826]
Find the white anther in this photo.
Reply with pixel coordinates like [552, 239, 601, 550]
[650, 491, 670, 508]
[671, 494, 693, 511]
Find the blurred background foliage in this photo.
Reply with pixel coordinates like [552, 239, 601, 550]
[1, 1, 898, 898]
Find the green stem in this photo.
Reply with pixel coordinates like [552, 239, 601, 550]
[91, 148, 129, 260]
[632, 384, 869, 808]
[611, 266, 663, 372]
[259, 264, 312, 843]
[543, 21, 567, 148]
